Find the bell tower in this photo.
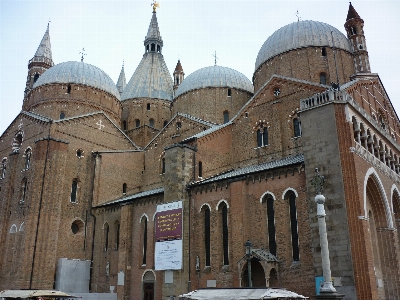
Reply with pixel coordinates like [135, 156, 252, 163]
[344, 2, 370, 74]
[24, 23, 54, 97]
[173, 60, 184, 91]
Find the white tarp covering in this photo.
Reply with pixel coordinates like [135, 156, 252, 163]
[179, 288, 308, 299]
[0, 290, 76, 298]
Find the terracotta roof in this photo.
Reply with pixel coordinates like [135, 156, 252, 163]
[174, 60, 183, 72]
[347, 2, 361, 21]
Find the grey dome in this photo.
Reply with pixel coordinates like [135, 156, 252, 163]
[121, 53, 173, 101]
[175, 65, 254, 98]
[255, 20, 352, 71]
[33, 61, 120, 99]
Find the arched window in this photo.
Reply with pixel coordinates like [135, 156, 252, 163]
[223, 111, 229, 124]
[33, 73, 40, 83]
[12, 131, 23, 153]
[70, 179, 78, 203]
[24, 148, 32, 170]
[67, 85, 71, 94]
[147, 103, 151, 110]
[60, 112, 65, 119]
[288, 192, 299, 261]
[146, 45, 149, 52]
[135, 119, 140, 128]
[157, 45, 160, 53]
[149, 119, 154, 127]
[227, 88, 232, 97]
[198, 161, 203, 178]
[104, 223, 109, 251]
[142, 217, 148, 265]
[115, 221, 120, 250]
[266, 195, 277, 256]
[10, 224, 17, 234]
[204, 206, 211, 266]
[20, 178, 27, 203]
[123, 183, 127, 194]
[257, 128, 268, 147]
[221, 203, 229, 265]
[321, 47, 327, 57]
[319, 72, 327, 85]
[1, 158, 7, 179]
[151, 44, 155, 51]
[122, 120, 127, 130]
[293, 118, 301, 137]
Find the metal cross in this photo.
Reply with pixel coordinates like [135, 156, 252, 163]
[18, 120, 23, 130]
[212, 51, 218, 66]
[296, 10, 301, 22]
[96, 119, 105, 130]
[80, 48, 87, 62]
[311, 168, 325, 195]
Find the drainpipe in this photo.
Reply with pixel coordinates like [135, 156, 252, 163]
[30, 122, 52, 289]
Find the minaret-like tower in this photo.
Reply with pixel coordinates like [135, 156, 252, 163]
[144, 8, 163, 54]
[344, 2, 370, 74]
[173, 60, 184, 91]
[116, 61, 126, 95]
[24, 23, 54, 97]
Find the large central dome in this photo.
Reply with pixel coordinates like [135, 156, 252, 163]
[255, 20, 352, 71]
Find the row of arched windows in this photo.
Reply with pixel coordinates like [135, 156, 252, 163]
[103, 221, 120, 252]
[1, 148, 32, 180]
[352, 116, 400, 174]
[256, 118, 301, 148]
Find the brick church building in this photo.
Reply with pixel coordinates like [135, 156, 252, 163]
[1, 3, 399, 299]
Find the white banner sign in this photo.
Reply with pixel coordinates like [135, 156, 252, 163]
[155, 240, 182, 270]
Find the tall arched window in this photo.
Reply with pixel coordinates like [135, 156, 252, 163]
[12, 131, 23, 153]
[204, 206, 211, 266]
[223, 111, 229, 124]
[1, 158, 7, 179]
[221, 203, 229, 265]
[198, 161, 203, 178]
[257, 128, 268, 147]
[288, 192, 299, 261]
[266, 195, 277, 256]
[161, 157, 165, 174]
[122, 183, 127, 194]
[33, 73, 40, 83]
[142, 217, 148, 265]
[20, 178, 27, 203]
[104, 223, 109, 252]
[24, 148, 32, 170]
[293, 118, 301, 137]
[70, 179, 78, 203]
[115, 221, 120, 250]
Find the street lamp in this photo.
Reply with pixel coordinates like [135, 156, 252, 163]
[245, 240, 252, 287]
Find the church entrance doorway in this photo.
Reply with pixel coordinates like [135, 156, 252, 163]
[241, 259, 266, 287]
[142, 270, 155, 300]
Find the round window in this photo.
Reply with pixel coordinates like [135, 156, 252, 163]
[71, 220, 84, 234]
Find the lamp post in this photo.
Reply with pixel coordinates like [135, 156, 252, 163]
[245, 240, 252, 287]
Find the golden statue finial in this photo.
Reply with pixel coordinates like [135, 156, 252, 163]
[151, 0, 160, 12]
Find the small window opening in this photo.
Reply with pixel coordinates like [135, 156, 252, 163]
[293, 118, 301, 137]
[198, 161, 203, 178]
[177, 122, 182, 130]
[71, 220, 84, 235]
[321, 47, 327, 56]
[122, 120, 127, 130]
[104, 223, 109, 251]
[222, 204, 229, 265]
[146, 45, 149, 52]
[67, 85, 71, 94]
[163, 120, 168, 127]
[157, 45, 160, 53]
[60, 112, 65, 119]
[1, 158, 7, 179]
[227, 88, 232, 97]
[245, 112, 248, 118]
[204, 207, 211, 266]
[123, 183, 127, 194]
[319, 73, 327, 85]
[149, 119, 154, 127]
[147, 103, 151, 110]
[359, 45, 363, 50]
[24, 148, 32, 170]
[20, 178, 27, 203]
[12, 132, 23, 153]
[223, 111, 229, 124]
[135, 119, 140, 128]
[161, 158, 165, 174]
[70, 179, 78, 203]
[351, 27, 357, 35]
[151, 44, 155, 52]
[76, 149, 83, 158]
[33, 74, 40, 83]
[176, 77, 180, 85]
[257, 127, 268, 147]
[115, 222, 120, 250]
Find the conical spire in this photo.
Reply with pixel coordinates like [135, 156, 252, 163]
[34, 23, 53, 61]
[144, 11, 163, 53]
[346, 2, 361, 21]
[117, 61, 126, 95]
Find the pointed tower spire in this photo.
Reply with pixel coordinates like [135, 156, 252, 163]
[24, 23, 54, 97]
[173, 60, 185, 91]
[117, 61, 126, 95]
[344, 2, 371, 74]
[144, 10, 163, 53]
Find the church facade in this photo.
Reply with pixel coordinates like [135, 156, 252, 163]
[1, 3, 400, 299]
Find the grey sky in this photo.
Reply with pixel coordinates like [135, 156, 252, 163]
[1, 0, 399, 134]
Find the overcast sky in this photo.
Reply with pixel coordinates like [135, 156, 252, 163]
[1, 0, 399, 134]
